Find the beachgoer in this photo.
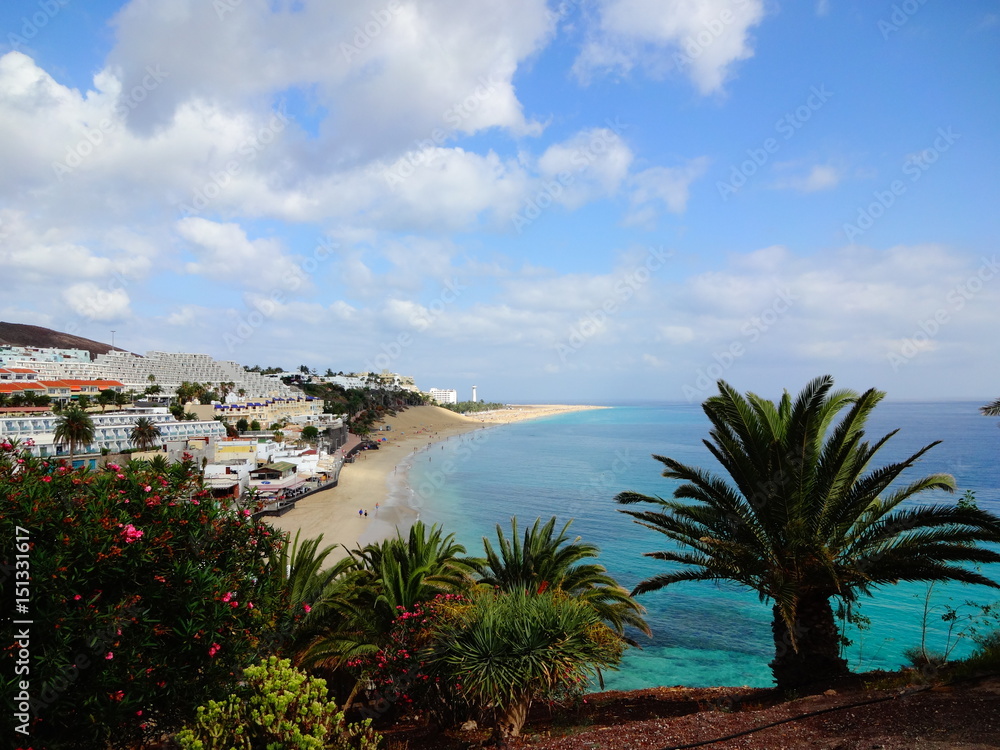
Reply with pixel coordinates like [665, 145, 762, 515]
[358, 508, 363, 516]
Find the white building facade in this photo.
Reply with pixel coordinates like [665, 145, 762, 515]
[428, 388, 458, 404]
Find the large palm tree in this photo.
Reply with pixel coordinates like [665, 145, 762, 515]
[53, 405, 96, 465]
[616, 375, 1000, 689]
[982, 398, 1000, 417]
[129, 416, 162, 453]
[476, 516, 649, 638]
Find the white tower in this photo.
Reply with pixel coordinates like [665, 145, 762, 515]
[472, 385, 477, 402]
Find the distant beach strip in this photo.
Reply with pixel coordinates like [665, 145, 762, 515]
[265, 404, 606, 561]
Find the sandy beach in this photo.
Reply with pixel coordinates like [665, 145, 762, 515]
[266, 403, 604, 560]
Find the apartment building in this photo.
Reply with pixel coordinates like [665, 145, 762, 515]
[4, 350, 297, 399]
[428, 388, 458, 404]
[0, 408, 226, 461]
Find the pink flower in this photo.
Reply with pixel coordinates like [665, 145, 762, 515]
[246, 602, 254, 609]
[229, 601, 239, 608]
[143, 485, 152, 492]
[108, 463, 120, 470]
[302, 603, 311, 614]
[136, 710, 143, 716]
[116, 473, 125, 479]
[221, 592, 233, 603]
[111, 690, 124, 701]
[191, 499, 200, 505]
[106, 652, 114, 660]
[74, 594, 82, 601]
[119, 524, 143, 543]
[41, 476, 52, 483]
[208, 643, 221, 658]
[242, 509, 252, 517]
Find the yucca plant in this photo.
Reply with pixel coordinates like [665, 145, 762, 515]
[430, 588, 623, 739]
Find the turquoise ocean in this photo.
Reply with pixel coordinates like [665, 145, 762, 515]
[386, 402, 1000, 691]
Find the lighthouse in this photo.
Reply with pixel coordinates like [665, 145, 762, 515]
[472, 385, 477, 403]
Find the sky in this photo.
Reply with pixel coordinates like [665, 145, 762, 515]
[1, 0, 998, 404]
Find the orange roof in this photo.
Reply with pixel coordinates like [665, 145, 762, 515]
[6, 367, 39, 374]
[59, 379, 125, 387]
[0, 382, 46, 393]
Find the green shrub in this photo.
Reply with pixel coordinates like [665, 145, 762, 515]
[430, 589, 625, 739]
[0, 443, 287, 748]
[176, 656, 382, 749]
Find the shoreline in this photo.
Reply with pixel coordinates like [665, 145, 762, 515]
[266, 404, 603, 560]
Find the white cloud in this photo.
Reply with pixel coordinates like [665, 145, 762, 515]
[63, 283, 132, 322]
[625, 158, 710, 225]
[107, 0, 552, 154]
[772, 162, 843, 193]
[575, 0, 767, 94]
[175, 218, 308, 291]
[536, 127, 634, 209]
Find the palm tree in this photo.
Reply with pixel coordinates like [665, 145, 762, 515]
[301, 522, 477, 675]
[349, 521, 478, 618]
[130, 417, 163, 453]
[96, 389, 116, 413]
[616, 375, 1000, 689]
[476, 517, 649, 638]
[53, 405, 96, 466]
[981, 398, 1000, 417]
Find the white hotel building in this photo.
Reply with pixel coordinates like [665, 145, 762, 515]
[428, 388, 458, 404]
[4, 350, 296, 399]
[0, 407, 226, 467]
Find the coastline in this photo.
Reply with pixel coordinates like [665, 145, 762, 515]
[265, 403, 603, 560]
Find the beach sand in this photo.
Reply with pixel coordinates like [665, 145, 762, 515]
[265, 403, 603, 560]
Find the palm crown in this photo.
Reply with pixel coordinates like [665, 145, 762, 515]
[617, 375, 1000, 687]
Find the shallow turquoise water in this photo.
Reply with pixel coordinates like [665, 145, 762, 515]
[401, 402, 1000, 690]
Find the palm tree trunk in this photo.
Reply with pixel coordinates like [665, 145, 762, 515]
[769, 594, 848, 689]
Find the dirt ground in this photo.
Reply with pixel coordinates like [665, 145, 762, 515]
[383, 672, 1000, 750]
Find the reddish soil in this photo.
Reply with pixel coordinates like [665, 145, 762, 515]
[383, 673, 1000, 750]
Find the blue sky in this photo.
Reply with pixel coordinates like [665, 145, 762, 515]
[1, 0, 998, 403]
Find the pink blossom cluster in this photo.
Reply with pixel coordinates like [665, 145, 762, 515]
[119, 524, 143, 543]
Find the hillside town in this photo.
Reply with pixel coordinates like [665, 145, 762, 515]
[0, 341, 433, 514]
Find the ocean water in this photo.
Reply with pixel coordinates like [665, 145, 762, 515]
[393, 402, 1000, 691]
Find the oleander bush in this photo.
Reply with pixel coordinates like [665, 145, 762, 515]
[0, 441, 287, 749]
[175, 656, 382, 750]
